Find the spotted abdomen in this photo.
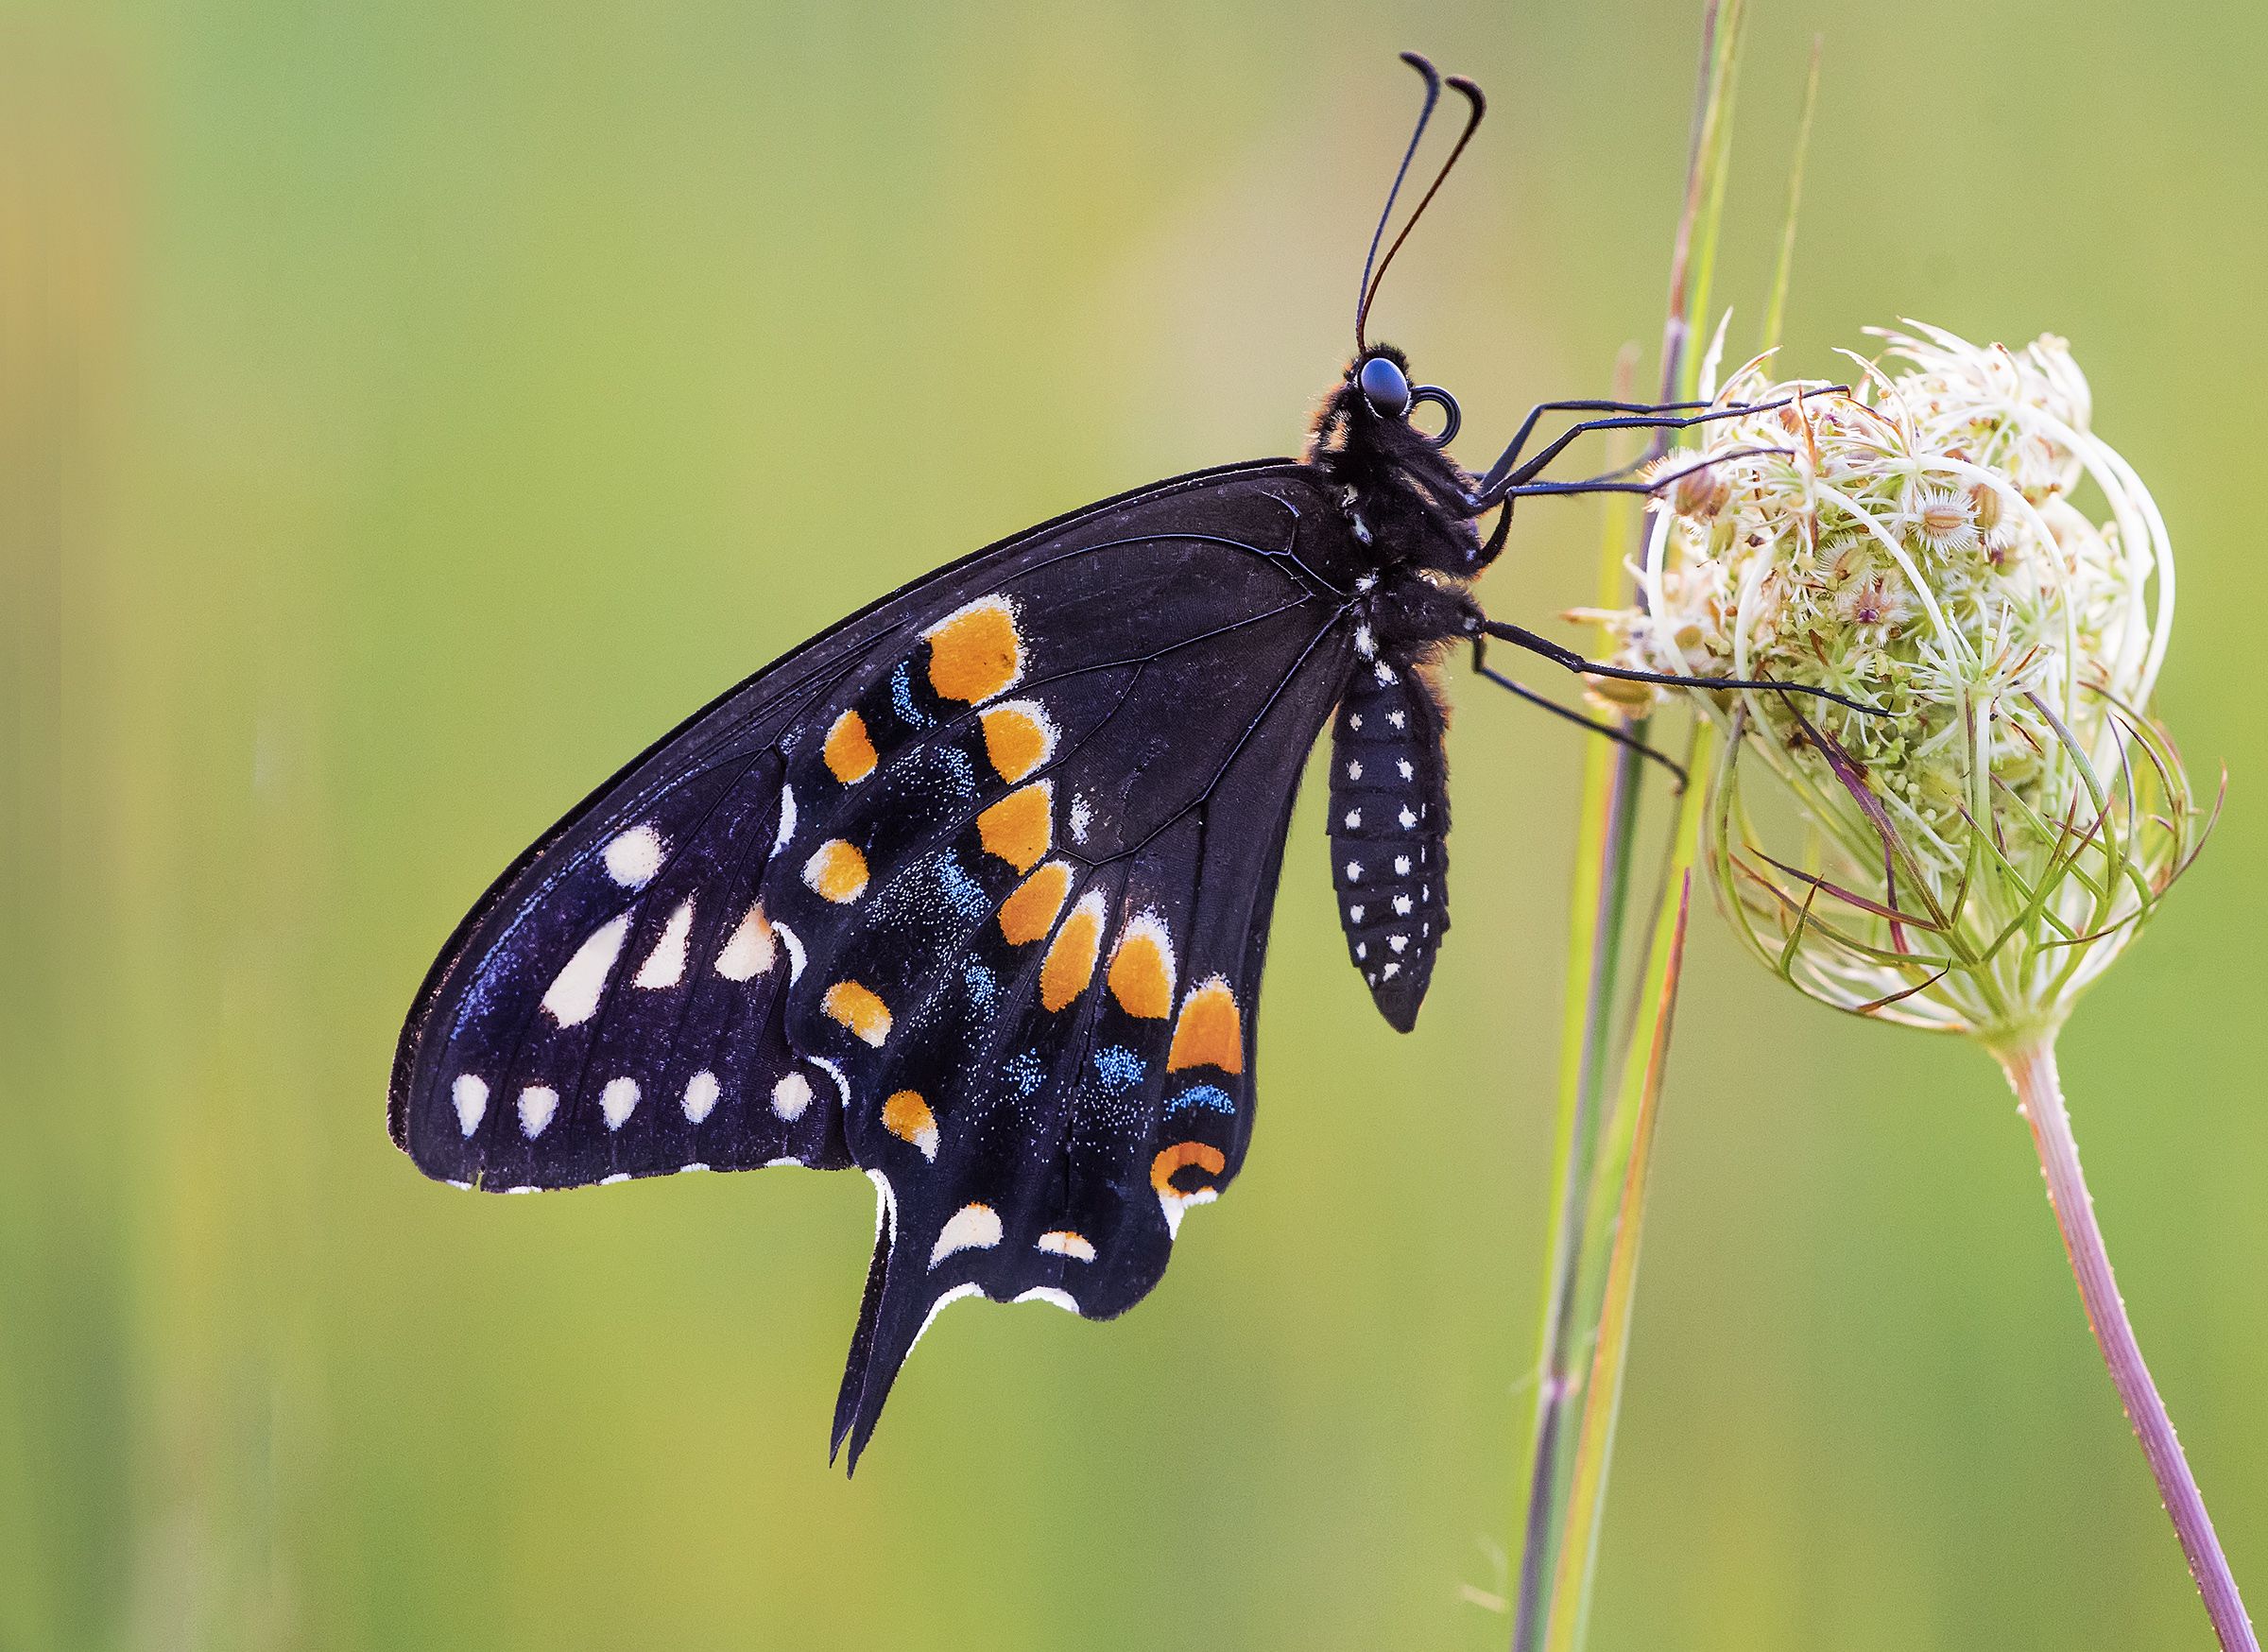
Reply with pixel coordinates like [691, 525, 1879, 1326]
[1330, 652, 1450, 1031]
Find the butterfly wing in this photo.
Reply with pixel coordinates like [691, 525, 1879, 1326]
[389, 459, 1364, 1460]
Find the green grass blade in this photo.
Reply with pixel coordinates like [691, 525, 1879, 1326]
[1544, 855, 1700, 1652]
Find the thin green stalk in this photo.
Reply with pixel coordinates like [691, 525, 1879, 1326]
[1761, 39, 1821, 353]
[1512, 9, 1831, 1647]
[1545, 853, 1700, 1652]
[1511, 8, 1740, 1641]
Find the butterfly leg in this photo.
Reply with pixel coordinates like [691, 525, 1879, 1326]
[1469, 387, 1846, 509]
[1476, 618, 1886, 719]
[1469, 636, 1687, 788]
[1469, 395, 1710, 498]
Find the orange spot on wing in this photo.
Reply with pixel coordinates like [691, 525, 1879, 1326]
[1040, 894, 1104, 1012]
[802, 838, 869, 903]
[1166, 976, 1244, 1074]
[823, 710, 877, 783]
[998, 860, 1072, 946]
[924, 597, 1022, 703]
[977, 782, 1052, 873]
[1106, 918, 1176, 1019]
[822, 980, 892, 1047]
[881, 1090, 938, 1160]
[979, 702, 1055, 783]
[1150, 1140, 1227, 1196]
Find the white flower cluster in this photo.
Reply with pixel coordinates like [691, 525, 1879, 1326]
[1591, 323, 2201, 1041]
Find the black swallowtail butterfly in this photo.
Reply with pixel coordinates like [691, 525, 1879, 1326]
[389, 53, 1855, 1468]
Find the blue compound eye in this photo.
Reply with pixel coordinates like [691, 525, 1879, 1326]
[1358, 354, 1412, 419]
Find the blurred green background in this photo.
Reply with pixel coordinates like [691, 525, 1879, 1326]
[8, 1, 2263, 1647]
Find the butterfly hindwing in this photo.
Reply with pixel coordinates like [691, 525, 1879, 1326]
[391, 460, 1368, 1457]
[807, 588, 1356, 1461]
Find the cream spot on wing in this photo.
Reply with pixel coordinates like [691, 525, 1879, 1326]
[542, 913, 632, 1026]
[1394, 855, 1411, 875]
[603, 824, 665, 888]
[452, 1075, 489, 1137]
[1349, 903, 1365, 922]
[772, 783, 798, 856]
[1393, 893, 1413, 916]
[682, 1069, 720, 1124]
[1036, 1230, 1096, 1263]
[1013, 1287, 1081, 1314]
[1373, 662, 1397, 685]
[771, 1071, 814, 1122]
[929, 1202, 1004, 1267]
[1343, 809, 1362, 830]
[600, 1173, 630, 1185]
[714, 902, 776, 980]
[1345, 860, 1363, 882]
[633, 898, 695, 989]
[1068, 794, 1092, 845]
[517, 1084, 558, 1138]
[600, 1076, 640, 1129]
[1387, 709, 1406, 730]
[1388, 933, 1409, 954]
[1397, 758, 1414, 780]
[1346, 759, 1363, 780]
[1399, 806, 1418, 829]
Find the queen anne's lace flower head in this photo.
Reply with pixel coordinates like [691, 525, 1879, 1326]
[1589, 323, 2208, 1042]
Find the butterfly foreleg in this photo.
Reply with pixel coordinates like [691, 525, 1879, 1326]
[1469, 395, 1710, 500]
[1465, 386, 1851, 511]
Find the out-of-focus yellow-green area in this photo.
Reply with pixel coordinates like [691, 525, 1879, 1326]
[8, 2, 2262, 1647]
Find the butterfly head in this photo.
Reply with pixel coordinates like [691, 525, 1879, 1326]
[1309, 346, 1483, 577]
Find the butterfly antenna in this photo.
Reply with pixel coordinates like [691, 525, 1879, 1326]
[1355, 58, 1486, 351]
[1354, 52, 1442, 351]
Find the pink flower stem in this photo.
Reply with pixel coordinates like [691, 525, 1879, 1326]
[1996, 1036, 2258, 1652]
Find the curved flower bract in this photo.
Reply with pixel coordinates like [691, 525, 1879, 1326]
[1591, 323, 2209, 1042]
